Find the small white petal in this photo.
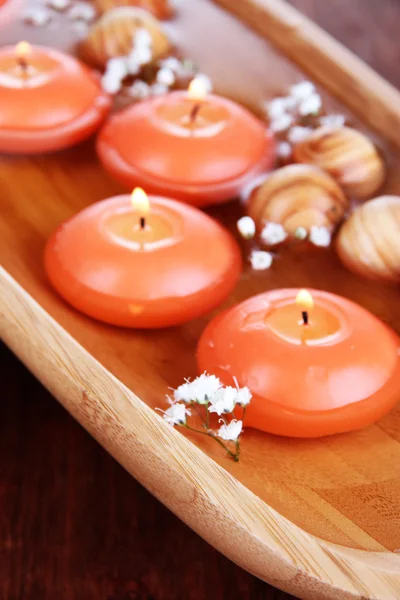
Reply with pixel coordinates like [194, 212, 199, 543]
[277, 141, 292, 159]
[101, 75, 121, 94]
[162, 403, 188, 426]
[294, 226, 308, 240]
[159, 57, 182, 72]
[250, 250, 273, 271]
[236, 387, 252, 407]
[260, 222, 287, 246]
[128, 80, 151, 99]
[266, 96, 297, 119]
[209, 387, 238, 415]
[156, 67, 176, 87]
[134, 27, 152, 48]
[290, 80, 316, 101]
[298, 93, 322, 116]
[68, 1, 96, 20]
[309, 225, 331, 247]
[151, 83, 168, 96]
[22, 6, 52, 25]
[270, 113, 293, 132]
[46, 0, 70, 10]
[106, 57, 128, 80]
[319, 114, 346, 128]
[288, 126, 313, 144]
[129, 45, 152, 66]
[217, 419, 243, 441]
[237, 216, 256, 240]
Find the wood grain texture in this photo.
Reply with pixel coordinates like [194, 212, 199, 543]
[1, 0, 400, 599]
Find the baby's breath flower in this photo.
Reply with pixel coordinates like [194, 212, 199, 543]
[319, 114, 346, 128]
[260, 222, 287, 246]
[128, 80, 151, 99]
[236, 387, 252, 407]
[209, 387, 237, 415]
[23, 6, 52, 25]
[151, 83, 169, 96]
[161, 403, 189, 426]
[290, 80, 315, 101]
[191, 373, 222, 404]
[134, 27, 152, 48]
[156, 67, 176, 87]
[101, 74, 122, 95]
[250, 250, 273, 271]
[237, 216, 256, 240]
[68, 1, 96, 21]
[277, 141, 292, 160]
[298, 93, 322, 116]
[294, 226, 308, 240]
[106, 57, 128, 80]
[129, 45, 152, 67]
[266, 97, 296, 119]
[270, 113, 293, 133]
[309, 225, 331, 247]
[217, 419, 243, 441]
[288, 126, 313, 144]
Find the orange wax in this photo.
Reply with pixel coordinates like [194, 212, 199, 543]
[44, 193, 242, 328]
[96, 90, 275, 207]
[197, 289, 400, 438]
[0, 44, 111, 154]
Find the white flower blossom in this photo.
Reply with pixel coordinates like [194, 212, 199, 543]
[134, 27, 152, 48]
[319, 114, 346, 128]
[260, 222, 287, 246]
[173, 373, 221, 405]
[159, 57, 182, 72]
[237, 216, 256, 240]
[250, 250, 273, 271]
[277, 141, 292, 159]
[298, 93, 322, 116]
[105, 57, 128, 80]
[156, 67, 176, 87]
[288, 126, 313, 144]
[236, 387, 252, 407]
[209, 387, 238, 415]
[151, 83, 169, 96]
[266, 96, 295, 119]
[129, 45, 152, 67]
[270, 113, 293, 132]
[217, 419, 243, 441]
[22, 6, 52, 25]
[309, 225, 331, 247]
[162, 403, 189, 426]
[101, 74, 122, 95]
[68, 1, 96, 21]
[46, 0, 70, 10]
[294, 226, 308, 240]
[128, 80, 151, 99]
[290, 80, 315, 101]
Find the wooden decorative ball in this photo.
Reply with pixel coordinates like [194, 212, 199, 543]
[336, 195, 400, 283]
[293, 126, 386, 199]
[80, 7, 171, 69]
[246, 164, 348, 237]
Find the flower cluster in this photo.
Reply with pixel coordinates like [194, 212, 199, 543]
[264, 80, 346, 162]
[157, 373, 252, 461]
[23, 0, 96, 33]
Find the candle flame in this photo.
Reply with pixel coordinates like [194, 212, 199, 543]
[296, 289, 314, 311]
[131, 187, 150, 215]
[188, 77, 207, 101]
[15, 41, 32, 59]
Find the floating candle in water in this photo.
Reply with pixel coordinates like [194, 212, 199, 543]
[197, 289, 400, 437]
[45, 189, 242, 328]
[97, 77, 275, 207]
[0, 42, 111, 154]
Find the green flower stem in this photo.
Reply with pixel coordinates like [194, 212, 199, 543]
[184, 423, 239, 461]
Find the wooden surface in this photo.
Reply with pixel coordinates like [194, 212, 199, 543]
[1, 1, 400, 599]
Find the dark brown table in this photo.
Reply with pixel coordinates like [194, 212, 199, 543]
[1, 2, 398, 598]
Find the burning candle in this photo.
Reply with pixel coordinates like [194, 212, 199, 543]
[197, 289, 400, 437]
[97, 77, 275, 207]
[44, 189, 242, 328]
[0, 42, 111, 154]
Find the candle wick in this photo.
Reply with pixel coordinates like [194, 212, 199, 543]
[189, 102, 201, 125]
[301, 310, 309, 326]
[17, 56, 28, 77]
[140, 216, 146, 230]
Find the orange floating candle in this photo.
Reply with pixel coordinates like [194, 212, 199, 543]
[45, 189, 242, 328]
[0, 42, 111, 154]
[97, 78, 275, 207]
[197, 288, 400, 437]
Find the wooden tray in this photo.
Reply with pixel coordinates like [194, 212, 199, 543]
[1, 1, 400, 598]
